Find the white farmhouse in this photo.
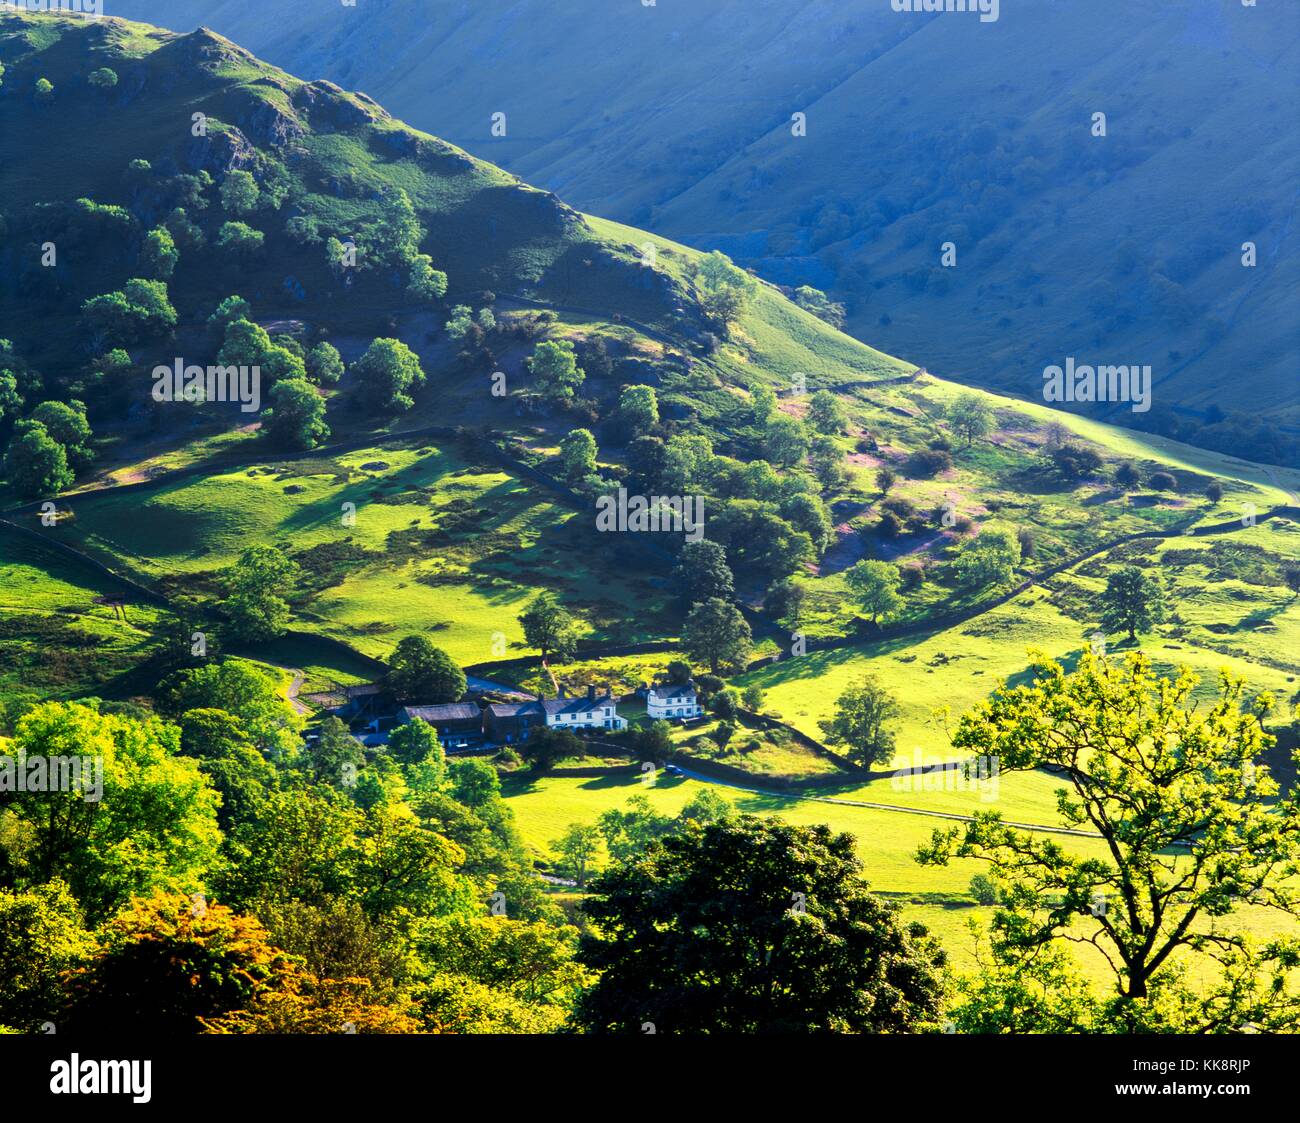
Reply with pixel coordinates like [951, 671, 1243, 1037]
[544, 685, 627, 731]
[646, 681, 703, 720]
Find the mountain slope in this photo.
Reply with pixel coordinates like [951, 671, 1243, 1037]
[3, 7, 1298, 1017]
[0, 12, 702, 378]
[2, 9, 1297, 693]
[106, 0, 1300, 457]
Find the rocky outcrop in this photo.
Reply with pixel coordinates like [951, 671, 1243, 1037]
[164, 26, 254, 71]
[291, 80, 381, 130]
[233, 85, 305, 149]
[371, 128, 476, 175]
[183, 124, 258, 176]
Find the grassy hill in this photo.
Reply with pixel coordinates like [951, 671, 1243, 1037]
[0, 12, 702, 379]
[51, 438, 672, 667]
[3, 10, 1297, 699]
[2, 11, 1298, 986]
[106, 0, 1300, 455]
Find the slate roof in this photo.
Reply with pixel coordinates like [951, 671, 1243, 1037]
[648, 683, 697, 703]
[486, 701, 546, 719]
[400, 703, 481, 723]
[543, 694, 615, 715]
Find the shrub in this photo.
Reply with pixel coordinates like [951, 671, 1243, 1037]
[970, 874, 1000, 906]
[877, 510, 905, 539]
[1114, 462, 1141, 490]
[695, 673, 724, 698]
[905, 448, 952, 478]
[1049, 444, 1103, 480]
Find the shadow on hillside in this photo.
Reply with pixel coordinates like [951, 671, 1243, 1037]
[1002, 465, 1081, 497]
[1263, 726, 1298, 795]
[1003, 646, 1089, 691]
[1232, 604, 1287, 633]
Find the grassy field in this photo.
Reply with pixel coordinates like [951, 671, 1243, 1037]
[244, 634, 379, 696]
[666, 713, 845, 779]
[0, 530, 166, 701]
[501, 768, 1300, 980]
[48, 440, 673, 667]
[500, 769, 1115, 972]
[740, 582, 1298, 762]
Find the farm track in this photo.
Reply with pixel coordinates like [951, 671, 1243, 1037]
[669, 765, 1104, 840]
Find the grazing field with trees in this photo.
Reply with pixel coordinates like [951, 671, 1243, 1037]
[0, 10, 1297, 1044]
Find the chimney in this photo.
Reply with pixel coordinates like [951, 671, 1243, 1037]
[587, 684, 597, 703]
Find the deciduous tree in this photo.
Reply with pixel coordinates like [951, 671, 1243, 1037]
[683, 596, 753, 673]
[3, 420, 73, 497]
[845, 559, 904, 625]
[819, 675, 900, 768]
[1098, 564, 1166, 641]
[807, 389, 847, 434]
[518, 592, 578, 665]
[557, 428, 597, 481]
[947, 392, 993, 448]
[387, 635, 466, 702]
[353, 337, 425, 413]
[920, 652, 1300, 1029]
[953, 526, 1021, 590]
[551, 824, 602, 888]
[575, 816, 945, 1033]
[527, 339, 585, 401]
[671, 539, 735, 607]
[4, 703, 222, 921]
[265, 378, 329, 449]
[226, 545, 300, 643]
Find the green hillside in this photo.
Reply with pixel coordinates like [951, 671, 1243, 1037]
[107, 0, 1300, 461]
[3, 10, 1297, 715]
[0, 12, 702, 381]
[2, 11, 1298, 1017]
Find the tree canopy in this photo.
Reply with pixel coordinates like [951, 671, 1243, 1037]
[387, 636, 466, 702]
[575, 816, 946, 1033]
[920, 651, 1300, 1030]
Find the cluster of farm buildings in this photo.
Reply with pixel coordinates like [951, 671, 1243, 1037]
[325, 680, 705, 751]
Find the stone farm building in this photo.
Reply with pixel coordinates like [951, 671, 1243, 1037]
[393, 686, 627, 749]
[396, 703, 485, 750]
[483, 686, 628, 744]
